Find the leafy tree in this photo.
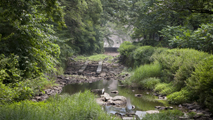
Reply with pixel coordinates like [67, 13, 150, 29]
[156, 0, 213, 14]
[0, 0, 64, 102]
[57, 0, 103, 55]
[161, 23, 213, 52]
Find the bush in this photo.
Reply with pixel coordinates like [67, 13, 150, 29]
[0, 54, 55, 103]
[118, 41, 137, 57]
[167, 88, 191, 104]
[186, 55, 213, 111]
[0, 91, 119, 120]
[139, 77, 160, 89]
[118, 41, 137, 66]
[154, 83, 170, 93]
[131, 61, 161, 83]
[160, 85, 179, 95]
[132, 46, 155, 67]
[152, 48, 209, 86]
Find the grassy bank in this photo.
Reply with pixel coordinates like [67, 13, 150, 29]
[119, 41, 213, 111]
[0, 91, 119, 120]
[74, 54, 114, 62]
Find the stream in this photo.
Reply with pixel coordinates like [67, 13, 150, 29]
[61, 79, 170, 119]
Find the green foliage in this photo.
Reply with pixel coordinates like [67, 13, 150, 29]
[132, 46, 155, 67]
[139, 78, 160, 89]
[154, 82, 179, 95]
[142, 110, 183, 120]
[167, 88, 191, 104]
[118, 41, 137, 66]
[187, 112, 197, 118]
[156, 0, 213, 14]
[131, 62, 161, 83]
[161, 23, 213, 52]
[118, 41, 137, 57]
[57, 0, 104, 55]
[0, 91, 119, 120]
[0, 0, 64, 78]
[186, 55, 213, 110]
[151, 48, 209, 86]
[159, 85, 179, 95]
[154, 83, 169, 92]
[0, 0, 65, 103]
[74, 54, 113, 62]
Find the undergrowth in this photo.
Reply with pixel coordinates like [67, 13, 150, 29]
[0, 91, 119, 120]
[118, 42, 213, 111]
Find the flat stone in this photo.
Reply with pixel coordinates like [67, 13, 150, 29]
[135, 111, 146, 120]
[41, 94, 49, 99]
[79, 61, 89, 73]
[146, 110, 159, 114]
[122, 117, 136, 120]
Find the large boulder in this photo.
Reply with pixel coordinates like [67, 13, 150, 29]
[98, 93, 127, 107]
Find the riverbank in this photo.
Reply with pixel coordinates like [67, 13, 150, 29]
[0, 91, 120, 120]
[118, 41, 213, 119]
[0, 54, 124, 120]
[31, 54, 128, 102]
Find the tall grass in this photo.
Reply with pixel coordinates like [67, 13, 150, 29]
[0, 91, 119, 120]
[131, 62, 161, 83]
[139, 78, 160, 89]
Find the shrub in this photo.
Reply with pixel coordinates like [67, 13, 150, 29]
[118, 41, 137, 57]
[159, 85, 179, 95]
[139, 77, 160, 89]
[132, 46, 155, 67]
[131, 61, 161, 83]
[152, 48, 209, 85]
[118, 41, 137, 66]
[167, 88, 191, 104]
[154, 82, 178, 95]
[154, 83, 169, 92]
[186, 55, 213, 111]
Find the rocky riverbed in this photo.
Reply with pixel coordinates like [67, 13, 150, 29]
[31, 56, 213, 120]
[31, 57, 128, 102]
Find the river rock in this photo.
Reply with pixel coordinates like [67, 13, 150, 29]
[40, 94, 49, 100]
[98, 93, 127, 107]
[135, 94, 142, 97]
[135, 111, 146, 120]
[111, 90, 119, 94]
[146, 110, 159, 114]
[109, 96, 127, 107]
[101, 93, 112, 102]
[122, 116, 136, 120]
[91, 89, 104, 96]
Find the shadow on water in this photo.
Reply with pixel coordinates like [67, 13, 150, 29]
[61, 79, 167, 117]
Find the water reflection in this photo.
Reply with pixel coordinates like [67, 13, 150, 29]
[61, 79, 166, 114]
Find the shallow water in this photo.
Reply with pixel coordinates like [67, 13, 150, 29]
[61, 79, 167, 116]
